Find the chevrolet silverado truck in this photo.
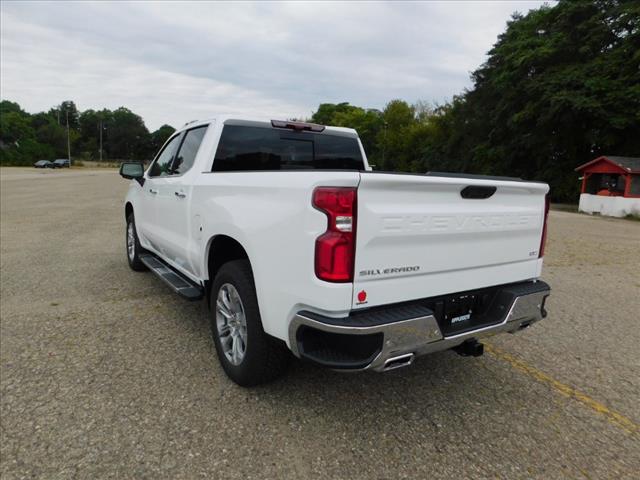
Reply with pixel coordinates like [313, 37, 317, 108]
[119, 117, 551, 386]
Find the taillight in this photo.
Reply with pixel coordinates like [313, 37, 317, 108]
[539, 194, 550, 258]
[313, 187, 357, 282]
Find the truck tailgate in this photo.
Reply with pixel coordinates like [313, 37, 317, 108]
[352, 173, 549, 309]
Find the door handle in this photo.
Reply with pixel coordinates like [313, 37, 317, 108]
[175, 191, 186, 198]
[149, 188, 158, 194]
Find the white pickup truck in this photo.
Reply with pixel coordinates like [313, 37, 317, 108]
[119, 117, 551, 386]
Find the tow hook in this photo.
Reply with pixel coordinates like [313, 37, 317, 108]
[453, 339, 484, 357]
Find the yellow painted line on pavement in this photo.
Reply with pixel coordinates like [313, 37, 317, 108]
[484, 343, 639, 436]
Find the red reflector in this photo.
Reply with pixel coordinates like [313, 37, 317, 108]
[539, 194, 550, 258]
[313, 187, 357, 282]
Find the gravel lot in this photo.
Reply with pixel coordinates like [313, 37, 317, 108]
[1, 167, 639, 479]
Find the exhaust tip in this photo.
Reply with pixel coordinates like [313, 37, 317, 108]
[382, 353, 415, 371]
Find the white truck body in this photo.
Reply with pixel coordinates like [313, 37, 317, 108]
[122, 116, 550, 380]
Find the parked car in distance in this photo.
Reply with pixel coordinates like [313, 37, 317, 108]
[120, 117, 551, 387]
[52, 159, 70, 168]
[34, 160, 53, 168]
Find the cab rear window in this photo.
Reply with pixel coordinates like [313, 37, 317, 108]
[212, 125, 364, 171]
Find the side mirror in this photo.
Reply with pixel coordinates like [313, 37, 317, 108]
[119, 162, 145, 185]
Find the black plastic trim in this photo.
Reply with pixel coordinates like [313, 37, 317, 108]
[460, 185, 497, 199]
[297, 280, 550, 329]
[296, 327, 382, 369]
[299, 303, 434, 328]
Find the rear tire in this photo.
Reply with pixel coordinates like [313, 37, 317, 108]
[126, 213, 147, 271]
[210, 260, 290, 386]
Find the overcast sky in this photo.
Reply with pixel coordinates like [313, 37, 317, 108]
[1, 1, 547, 131]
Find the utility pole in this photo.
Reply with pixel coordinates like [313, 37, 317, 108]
[66, 110, 71, 166]
[99, 119, 103, 162]
[382, 121, 388, 168]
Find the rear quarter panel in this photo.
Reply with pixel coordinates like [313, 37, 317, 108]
[192, 171, 360, 344]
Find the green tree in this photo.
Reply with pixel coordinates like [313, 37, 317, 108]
[0, 100, 23, 116]
[0, 111, 33, 144]
[434, 0, 640, 201]
[150, 124, 176, 154]
[310, 102, 358, 125]
[308, 1, 639, 201]
[49, 100, 80, 129]
[78, 109, 113, 160]
[107, 107, 151, 160]
[376, 100, 415, 170]
[1, 100, 160, 165]
[0, 102, 56, 165]
[332, 108, 384, 163]
[310, 102, 385, 165]
[31, 112, 68, 157]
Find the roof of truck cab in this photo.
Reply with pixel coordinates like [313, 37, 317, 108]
[177, 116, 359, 136]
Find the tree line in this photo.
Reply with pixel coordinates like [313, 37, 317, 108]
[310, 1, 639, 202]
[1, 0, 638, 202]
[0, 100, 176, 165]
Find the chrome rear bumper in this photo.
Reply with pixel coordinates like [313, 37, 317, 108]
[289, 280, 550, 372]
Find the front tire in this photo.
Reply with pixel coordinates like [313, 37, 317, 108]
[210, 260, 290, 386]
[126, 213, 147, 271]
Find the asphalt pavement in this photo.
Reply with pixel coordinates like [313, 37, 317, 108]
[1, 167, 638, 479]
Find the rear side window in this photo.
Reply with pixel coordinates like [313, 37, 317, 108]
[212, 125, 364, 172]
[172, 126, 207, 175]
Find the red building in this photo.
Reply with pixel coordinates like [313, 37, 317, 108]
[575, 156, 640, 217]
